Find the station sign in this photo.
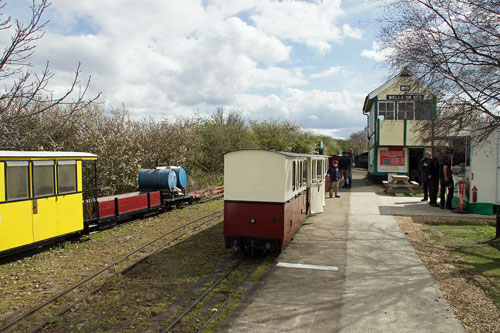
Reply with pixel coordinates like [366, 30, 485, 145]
[386, 94, 424, 100]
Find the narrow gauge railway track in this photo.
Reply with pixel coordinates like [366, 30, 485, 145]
[157, 256, 268, 333]
[0, 210, 224, 333]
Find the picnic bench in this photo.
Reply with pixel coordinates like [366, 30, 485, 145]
[382, 175, 420, 194]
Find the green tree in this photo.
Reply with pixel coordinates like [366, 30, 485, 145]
[193, 109, 254, 180]
[250, 119, 315, 153]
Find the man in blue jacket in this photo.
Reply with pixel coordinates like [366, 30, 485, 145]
[327, 160, 341, 198]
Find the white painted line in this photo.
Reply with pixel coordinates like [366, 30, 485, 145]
[276, 262, 338, 271]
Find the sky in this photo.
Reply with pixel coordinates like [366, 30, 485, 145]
[2, 0, 390, 139]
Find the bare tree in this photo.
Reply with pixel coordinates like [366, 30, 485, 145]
[348, 130, 368, 153]
[0, 0, 99, 149]
[379, 0, 500, 142]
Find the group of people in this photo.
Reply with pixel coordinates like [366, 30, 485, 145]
[327, 149, 355, 198]
[418, 148, 454, 209]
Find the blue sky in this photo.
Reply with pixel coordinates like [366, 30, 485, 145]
[2, 0, 390, 138]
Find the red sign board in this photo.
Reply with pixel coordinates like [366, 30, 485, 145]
[380, 149, 405, 166]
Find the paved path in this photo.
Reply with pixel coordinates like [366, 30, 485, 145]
[340, 174, 465, 332]
[222, 172, 466, 332]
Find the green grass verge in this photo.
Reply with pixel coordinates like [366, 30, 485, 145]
[422, 222, 500, 307]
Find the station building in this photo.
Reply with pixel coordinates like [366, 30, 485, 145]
[362, 70, 437, 183]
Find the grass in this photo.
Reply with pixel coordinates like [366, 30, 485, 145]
[401, 192, 423, 197]
[422, 222, 500, 307]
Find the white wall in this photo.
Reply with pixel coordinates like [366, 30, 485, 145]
[470, 133, 498, 204]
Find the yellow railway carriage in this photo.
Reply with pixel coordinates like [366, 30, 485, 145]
[0, 151, 97, 257]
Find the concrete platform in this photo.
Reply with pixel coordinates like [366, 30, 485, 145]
[222, 170, 468, 332]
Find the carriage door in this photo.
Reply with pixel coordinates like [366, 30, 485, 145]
[32, 160, 59, 242]
[310, 159, 324, 214]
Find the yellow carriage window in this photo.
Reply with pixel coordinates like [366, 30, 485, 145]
[33, 160, 55, 197]
[6, 161, 29, 200]
[57, 160, 77, 194]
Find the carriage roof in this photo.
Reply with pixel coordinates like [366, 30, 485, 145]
[225, 149, 328, 159]
[0, 151, 98, 160]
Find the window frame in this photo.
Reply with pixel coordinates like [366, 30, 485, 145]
[299, 160, 303, 187]
[378, 101, 395, 120]
[311, 160, 318, 183]
[32, 160, 55, 198]
[302, 159, 307, 186]
[57, 160, 77, 195]
[397, 101, 415, 120]
[316, 159, 323, 182]
[5, 161, 30, 201]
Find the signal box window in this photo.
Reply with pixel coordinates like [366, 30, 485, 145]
[398, 102, 415, 120]
[57, 160, 77, 194]
[33, 161, 55, 197]
[6, 161, 29, 201]
[378, 102, 395, 120]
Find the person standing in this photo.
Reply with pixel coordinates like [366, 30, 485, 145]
[418, 151, 431, 201]
[348, 148, 355, 188]
[338, 151, 351, 189]
[327, 160, 341, 198]
[428, 149, 441, 207]
[439, 148, 454, 209]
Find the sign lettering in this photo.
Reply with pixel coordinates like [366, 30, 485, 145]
[386, 94, 424, 101]
[379, 149, 405, 166]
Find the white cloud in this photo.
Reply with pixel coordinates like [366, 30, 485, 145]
[307, 128, 343, 139]
[342, 24, 363, 39]
[32, 1, 304, 109]
[310, 66, 343, 79]
[361, 41, 391, 62]
[233, 88, 366, 132]
[250, 0, 358, 54]
[2, 0, 379, 138]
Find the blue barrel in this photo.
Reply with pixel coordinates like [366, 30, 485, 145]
[138, 169, 177, 190]
[174, 167, 188, 188]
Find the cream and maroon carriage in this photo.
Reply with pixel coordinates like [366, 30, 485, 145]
[223, 150, 328, 253]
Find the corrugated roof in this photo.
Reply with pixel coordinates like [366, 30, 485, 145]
[225, 149, 328, 158]
[0, 151, 98, 159]
[273, 151, 329, 158]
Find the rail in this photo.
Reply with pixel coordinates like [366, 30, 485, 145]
[189, 185, 224, 200]
[0, 210, 224, 333]
[159, 256, 267, 333]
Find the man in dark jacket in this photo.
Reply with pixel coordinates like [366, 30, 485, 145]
[338, 151, 351, 189]
[418, 151, 431, 201]
[327, 160, 341, 198]
[428, 149, 441, 207]
[439, 148, 454, 209]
